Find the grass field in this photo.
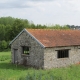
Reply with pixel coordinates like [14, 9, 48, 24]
[0, 52, 80, 80]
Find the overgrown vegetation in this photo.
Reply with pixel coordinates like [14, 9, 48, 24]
[0, 52, 80, 80]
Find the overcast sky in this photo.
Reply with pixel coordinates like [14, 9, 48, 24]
[0, 0, 80, 25]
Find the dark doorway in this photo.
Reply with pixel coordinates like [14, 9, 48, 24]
[14, 49, 18, 63]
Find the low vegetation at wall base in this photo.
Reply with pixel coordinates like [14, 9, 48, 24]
[0, 52, 80, 80]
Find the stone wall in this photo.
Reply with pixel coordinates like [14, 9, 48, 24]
[44, 46, 80, 69]
[11, 30, 44, 68]
[11, 30, 80, 69]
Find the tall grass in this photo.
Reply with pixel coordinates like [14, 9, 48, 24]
[0, 52, 80, 80]
[19, 65, 80, 80]
[0, 52, 10, 61]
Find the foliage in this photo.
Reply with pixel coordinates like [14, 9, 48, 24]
[47, 24, 70, 29]
[0, 16, 15, 26]
[1, 40, 7, 48]
[0, 40, 8, 51]
[0, 16, 70, 51]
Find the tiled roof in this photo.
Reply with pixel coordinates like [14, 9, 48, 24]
[27, 29, 80, 47]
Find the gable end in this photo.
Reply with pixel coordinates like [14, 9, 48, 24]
[9, 29, 45, 48]
[25, 29, 45, 48]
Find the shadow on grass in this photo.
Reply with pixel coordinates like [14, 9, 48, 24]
[0, 62, 30, 70]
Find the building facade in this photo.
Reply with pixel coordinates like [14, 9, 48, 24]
[10, 29, 80, 69]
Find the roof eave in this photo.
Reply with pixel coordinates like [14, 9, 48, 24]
[45, 45, 80, 48]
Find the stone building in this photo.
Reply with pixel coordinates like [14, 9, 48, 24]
[10, 29, 80, 69]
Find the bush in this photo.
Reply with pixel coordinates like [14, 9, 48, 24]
[0, 40, 10, 51]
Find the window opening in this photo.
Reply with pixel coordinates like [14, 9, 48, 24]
[57, 49, 69, 58]
[23, 46, 30, 55]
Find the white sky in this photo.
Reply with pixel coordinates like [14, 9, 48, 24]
[0, 0, 80, 25]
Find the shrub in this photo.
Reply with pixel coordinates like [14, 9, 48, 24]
[0, 40, 10, 51]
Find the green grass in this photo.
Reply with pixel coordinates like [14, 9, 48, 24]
[0, 52, 80, 80]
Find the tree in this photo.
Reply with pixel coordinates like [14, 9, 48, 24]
[0, 40, 7, 51]
[9, 19, 29, 40]
[0, 24, 6, 40]
[0, 16, 15, 26]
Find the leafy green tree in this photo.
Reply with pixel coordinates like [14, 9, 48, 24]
[0, 24, 6, 40]
[9, 19, 29, 40]
[0, 40, 7, 51]
[62, 25, 70, 29]
[0, 16, 15, 26]
[5, 25, 12, 41]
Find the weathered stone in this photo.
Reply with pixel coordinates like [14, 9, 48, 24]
[11, 31, 80, 69]
[11, 31, 44, 69]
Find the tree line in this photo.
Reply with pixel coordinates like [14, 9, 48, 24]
[0, 16, 70, 51]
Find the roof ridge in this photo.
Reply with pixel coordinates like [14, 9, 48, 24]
[26, 28, 80, 31]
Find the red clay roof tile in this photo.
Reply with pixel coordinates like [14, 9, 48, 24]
[27, 29, 80, 47]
